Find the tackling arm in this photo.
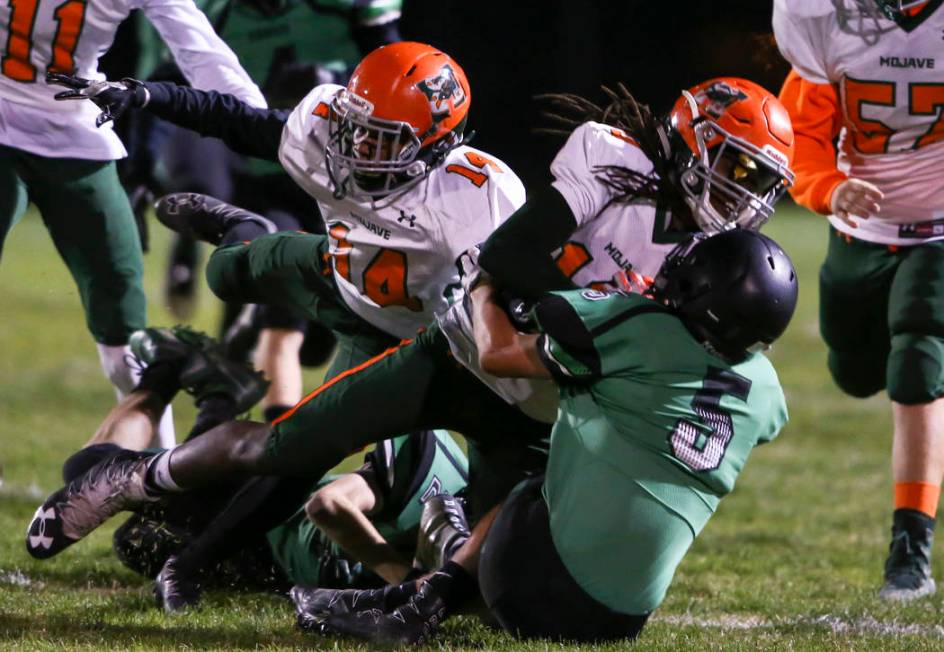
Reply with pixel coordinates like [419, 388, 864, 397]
[305, 472, 413, 585]
[478, 186, 579, 300]
[470, 281, 548, 379]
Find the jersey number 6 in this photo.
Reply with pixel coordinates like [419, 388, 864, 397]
[669, 367, 752, 472]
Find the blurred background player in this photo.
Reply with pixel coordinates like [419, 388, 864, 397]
[0, 0, 265, 447]
[135, 0, 403, 424]
[774, 0, 944, 600]
[309, 229, 797, 645]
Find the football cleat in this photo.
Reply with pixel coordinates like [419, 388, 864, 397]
[26, 450, 156, 560]
[414, 492, 470, 571]
[154, 555, 203, 613]
[130, 325, 268, 412]
[291, 584, 411, 628]
[315, 580, 447, 645]
[879, 509, 937, 601]
[154, 193, 276, 245]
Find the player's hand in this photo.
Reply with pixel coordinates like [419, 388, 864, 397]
[458, 245, 488, 295]
[830, 178, 884, 227]
[46, 72, 149, 127]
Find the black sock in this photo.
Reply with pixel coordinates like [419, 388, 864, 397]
[171, 475, 313, 576]
[135, 361, 183, 404]
[263, 404, 292, 424]
[186, 395, 238, 441]
[221, 220, 269, 246]
[423, 561, 478, 610]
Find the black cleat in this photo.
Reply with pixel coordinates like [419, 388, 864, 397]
[414, 492, 470, 571]
[155, 555, 202, 613]
[129, 325, 268, 412]
[316, 579, 448, 646]
[291, 584, 412, 628]
[154, 193, 276, 245]
[26, 450, 156, 560]
[880, 509, 937, 601]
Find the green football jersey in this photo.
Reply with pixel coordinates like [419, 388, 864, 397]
[265, 430, 468, 587]
[533, 289, 788, 614]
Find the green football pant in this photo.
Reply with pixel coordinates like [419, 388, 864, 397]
[265, 325, 551, 519]
[0, 146, 145, 344]
[819, 228, 944, 404]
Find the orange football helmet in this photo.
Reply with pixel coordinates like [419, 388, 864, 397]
[326, 42, 471, 200]
[669, 77, 795, 233]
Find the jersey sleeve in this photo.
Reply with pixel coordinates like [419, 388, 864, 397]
[778, 70, 847, 215]
[278, 84, 342, 191]
[141, 0, 267, 108]
[533, 290, 668, 382]
[354, 0, 402, 26]
[752, 359, 789, 445]
[550, 121, 654, 227]
[434, 146, 527, 267]
[772, 0, 834, 85]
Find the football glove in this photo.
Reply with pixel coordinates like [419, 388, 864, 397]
[457, 245, 487, 296]
[47, 72, 149, 127]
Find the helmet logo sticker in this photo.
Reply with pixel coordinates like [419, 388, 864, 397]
[417, 64, 467, 122]
[762, 143, 789, 169]
[695, 81, 748, 118]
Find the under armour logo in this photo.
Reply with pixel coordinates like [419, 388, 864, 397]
[28, 506, 55, 550]
[398, 211, 417, 228]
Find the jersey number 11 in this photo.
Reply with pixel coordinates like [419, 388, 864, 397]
[2, 0, 87, 83]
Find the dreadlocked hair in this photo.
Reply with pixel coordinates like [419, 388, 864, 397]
[536, 83, 682, 211]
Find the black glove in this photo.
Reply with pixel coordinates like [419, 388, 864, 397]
[46, 72, 149, 127]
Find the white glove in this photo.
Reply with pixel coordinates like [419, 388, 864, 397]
[830, 178, 884, 227]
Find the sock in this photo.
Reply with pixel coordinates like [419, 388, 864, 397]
[221, 220, 269, 246]
[186, 395, 238, 441]
[136, 361, 184, 404]
[423, 561, 478, 610]
[894, 481, 940, 519]
[263, 404, 292, 424]
[144, 450, 183, 495]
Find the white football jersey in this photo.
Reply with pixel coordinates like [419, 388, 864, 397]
[438, 121, 686, 424]
[0, 0, 265, 160]
[279, 84, 525, 340]
[774, 0, 944, 244]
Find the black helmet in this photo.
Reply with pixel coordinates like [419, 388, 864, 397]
[651, 229, 798, 361]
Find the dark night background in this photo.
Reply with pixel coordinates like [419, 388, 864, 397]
[400, 1, 791, 188]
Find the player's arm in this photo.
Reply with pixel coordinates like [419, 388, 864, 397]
[141, 0, 266, 108]
[470, 280, 549, 379]
[351, 0, 402, 55]
[478, 186, 579, 300]
[305, 471, 413, 585]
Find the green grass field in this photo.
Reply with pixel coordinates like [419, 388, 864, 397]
[2, 205, 943, 651]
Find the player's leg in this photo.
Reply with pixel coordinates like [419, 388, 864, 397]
[818, 229, 897, 398]
[0, 146, 30, 259]
[881, 241, 944, 600]
[25, 155, 177, 447]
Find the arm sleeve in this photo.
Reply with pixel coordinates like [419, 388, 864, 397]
[778, 69, 846, 215]
[478, 185, 579, 300]
[141, 0, 267, 108]
[143, 82, 288, 161]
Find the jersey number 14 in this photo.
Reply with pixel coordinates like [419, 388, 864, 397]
[2, 0, 86, 82]
[669, 367, 752, 472]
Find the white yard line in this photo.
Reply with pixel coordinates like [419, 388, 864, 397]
[655, 613, 944, 638]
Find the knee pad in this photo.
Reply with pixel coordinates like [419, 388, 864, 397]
[96, 343, 140, 397]
[827, 350, 886, 398]
[887, 333, 944, 405]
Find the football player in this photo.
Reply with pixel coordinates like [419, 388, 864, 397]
[25, 75, 795, 594]
[52, 325, 468, 611]
[306, 229, 797, 644]
[0, 0, 265, 448]
[774, 0, 944, 600]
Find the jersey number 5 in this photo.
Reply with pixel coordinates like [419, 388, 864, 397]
[328, 223, 423, 312]
[2, 0, 87, 82]
[669, 367, 752, 472]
